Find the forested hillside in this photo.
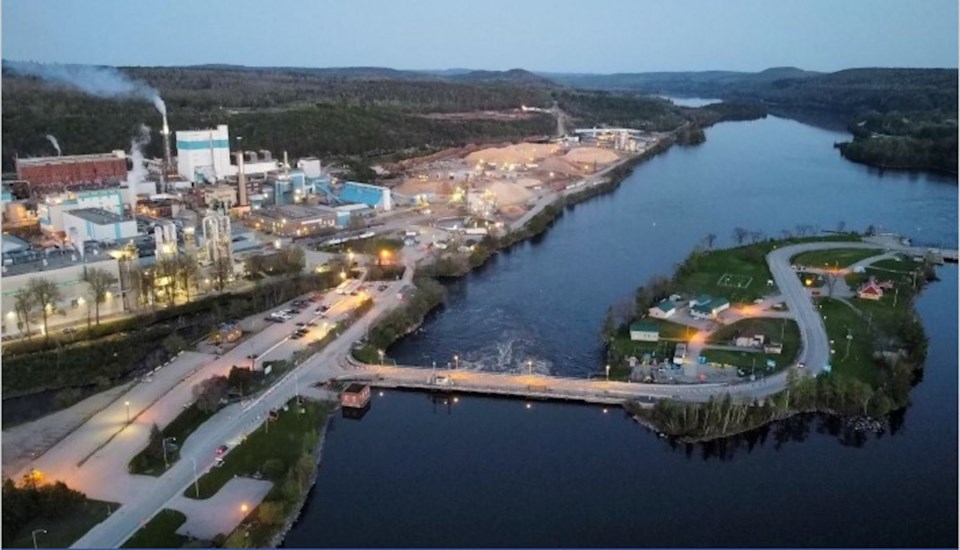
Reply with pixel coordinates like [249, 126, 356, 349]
[546, 67, 958, 175]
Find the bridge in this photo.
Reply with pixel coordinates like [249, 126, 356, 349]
[339, 362, 733, 406]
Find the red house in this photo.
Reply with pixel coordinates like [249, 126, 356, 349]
[857, 278, 885, 300]
[340, 383, 371, 409]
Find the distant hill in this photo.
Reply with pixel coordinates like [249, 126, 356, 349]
[544, 67, 821, 95]
[448, 68, 559, 88]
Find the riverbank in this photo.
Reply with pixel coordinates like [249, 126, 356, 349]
[269, 403, 336, 548]
[358, 134, 678, 361]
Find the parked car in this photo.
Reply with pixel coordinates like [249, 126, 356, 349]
[215, 445, 229, 455]
[307, 321, 318, 327]
[349, 290, 358, 296]
[296, 322, 307, 327]
[214, 457, 225, 468]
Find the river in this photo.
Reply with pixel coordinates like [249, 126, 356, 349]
[283, 114, 958, 547]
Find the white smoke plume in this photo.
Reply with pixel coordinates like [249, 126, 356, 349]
[7, 61, 166, 116]
[45, 134, 61, 156]
[126, 125, 151, 217]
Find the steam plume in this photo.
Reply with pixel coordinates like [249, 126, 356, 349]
[45, 134, 61, 156]
[7, 61, 166, 116]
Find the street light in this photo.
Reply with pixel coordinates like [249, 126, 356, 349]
[241, 503, 249, 513]
[124, 401, 131, 423]
[527, 360, 533, 375]
[32, 529, 47, 549]
[378, 349, 384, 366]
[162, 437, 176, 469]
[453, 354, 459, 370]
[605, 364, 610, 382]
[188, 457, 201, 498]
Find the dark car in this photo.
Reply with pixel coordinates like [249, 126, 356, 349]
[296, 322, 307, 327]
[216, 445, 229, 456]
[349, 290, 358, 296]
[307, 321, 317, 327]
[321, 305, 330, 312]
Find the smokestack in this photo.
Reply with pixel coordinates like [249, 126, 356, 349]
[161, 114, 172, 174]
[283, 151, 289, 173]
[236, 151, 248, 206]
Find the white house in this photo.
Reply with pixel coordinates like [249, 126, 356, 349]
[648, 299, 676, 319]
[629, 322, 660, 342]
[691, 297, 731, 320]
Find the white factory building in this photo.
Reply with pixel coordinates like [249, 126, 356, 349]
[62, 208, 138, 244]
[176, 124, 279, 183]
[38, 188, 126, 234]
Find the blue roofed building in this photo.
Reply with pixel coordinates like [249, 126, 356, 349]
[339, 182, 393, 211]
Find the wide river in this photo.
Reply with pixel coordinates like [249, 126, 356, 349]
[284, 114, 958, 547]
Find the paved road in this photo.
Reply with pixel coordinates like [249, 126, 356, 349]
[69, 253, 419, 548]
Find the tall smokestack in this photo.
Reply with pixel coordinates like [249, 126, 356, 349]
[161, 114, 172, 174]
[236, 151, 248, 206]
[283, 151, 289, 173]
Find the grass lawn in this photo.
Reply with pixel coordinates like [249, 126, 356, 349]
[129, 404, 218, 475]
[817, 298, 879, 386]
[185, 398, 330, 499]
[870, 256, 924, 273]
[674, 245, 776, 303]
[6, 499, 116, 548]
[121, 509, 188, 548]
[702, 318, 799, 371]
[791, 248, 882, 269]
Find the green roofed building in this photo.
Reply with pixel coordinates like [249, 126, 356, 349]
[629, 322, 660, 342]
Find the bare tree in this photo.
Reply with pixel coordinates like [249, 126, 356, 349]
[732, 227, 750, 245]
[780, 229, 793, 240]
[176, 254, 200, 302]
[211, 256, 233, 292]
[836, 220, 846, 233]
[704, 233, 717, 250]
[749, 230, 763, 244]
[13, 288, 37, 340]
[82, 267, 119, 325]
[27, 278, 63, 338]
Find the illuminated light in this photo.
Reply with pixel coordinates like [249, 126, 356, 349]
[525, 403, 532, 409]
[603, 408, 608, 414]
[453, 397, 459, 403]
[241, 503, 249, 513]
[6, 311, 14, 318]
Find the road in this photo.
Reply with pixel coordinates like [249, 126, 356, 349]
[68, 253, 419, 548]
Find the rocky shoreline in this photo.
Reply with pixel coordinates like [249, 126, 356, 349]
[269, 402, 337, 548]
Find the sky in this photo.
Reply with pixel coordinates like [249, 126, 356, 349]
[2, 0, 957, 73]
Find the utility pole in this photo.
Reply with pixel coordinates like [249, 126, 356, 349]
[893, 287, 899, 308]
[843, 330, 853, 361]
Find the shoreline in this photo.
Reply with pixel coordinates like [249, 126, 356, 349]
[269, 401, 337, 548]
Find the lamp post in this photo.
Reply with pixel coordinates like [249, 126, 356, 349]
[453, 354, 459, 370]
[378, 349, 385, 367]
[162, 437, 176, 469]
[188, 457, 201, 498]
[124, 401, 131, 423]
[605, 364, 610, 382]
[527, 360, 533, 376]
[31, 529, 47, 549]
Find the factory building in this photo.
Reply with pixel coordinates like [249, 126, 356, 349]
[15, 152, 128, 191]
[175, 124, 280, 184]
[339, 181, 393, 211]
[246, 204, 337, 237]
[1, 250, 125, 337]
[38, 188, 126, 235]
[62, 208, 138, 244]
[176, 125, 233, 183]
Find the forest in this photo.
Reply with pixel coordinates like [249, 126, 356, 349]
[547, 67, 958, 174]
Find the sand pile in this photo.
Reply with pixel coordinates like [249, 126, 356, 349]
[562, 147, 619, 166]
[537, 156, 583, 176]
[499, 205, 526, 219]
[486, 181, 533, 205]
[515, 177, 543, 189]
[465, 143, 561, 166]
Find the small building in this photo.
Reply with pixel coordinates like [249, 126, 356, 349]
[691, 297, 731, 320]
[629, 322, 660, 342]
[735, 334, 766, 348]
[648, 299, 676, 319]
[247, 204, 337, 237]
[690, 294, 713, 308]
[857, 279, 884, 300]
[764, 342, 784, 355]
[339, 181, 393, 211]
[340, 383, 371, 409]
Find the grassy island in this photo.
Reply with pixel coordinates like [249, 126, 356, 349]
[613, 234, 936, 442]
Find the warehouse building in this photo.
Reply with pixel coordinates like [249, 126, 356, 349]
[62, 208, 138, 243]
[246, 204, 337, 237]
[15, 152, 128, 191]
